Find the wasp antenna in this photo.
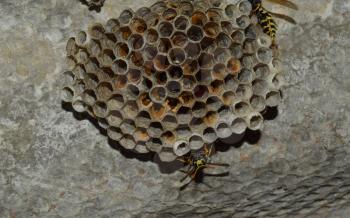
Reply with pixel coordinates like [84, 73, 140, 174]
[179, 169, 188, 174]
[208, 144, 214, 156]
[266, 0, 298, 10]
[176, 158, 187, 163]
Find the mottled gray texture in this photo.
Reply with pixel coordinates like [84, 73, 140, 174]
[0, 0, 349, 217]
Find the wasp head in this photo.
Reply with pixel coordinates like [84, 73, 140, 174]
[193, 158, 206, 168]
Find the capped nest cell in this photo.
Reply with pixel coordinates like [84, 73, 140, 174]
[62, 0, 283, 162]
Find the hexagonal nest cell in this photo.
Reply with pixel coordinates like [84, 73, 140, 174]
[62, 0, 283, 162]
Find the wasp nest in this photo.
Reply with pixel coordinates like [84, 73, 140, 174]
[62, 0, 283, 162]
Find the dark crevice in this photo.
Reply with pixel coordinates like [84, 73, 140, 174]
[78, 0, 105, 12]
[61, 101, 154, 163]
[108, 138, 155, 162]
[262, 106, 279, 120]
[62, 100, 279, 175]
[214, 129, 262, 152]
[61, 101, 106, 136]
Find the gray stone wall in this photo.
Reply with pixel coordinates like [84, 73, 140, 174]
[0, 0, 349, 217]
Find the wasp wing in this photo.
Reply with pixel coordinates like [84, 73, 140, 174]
[203, 172, 230, 177]
[268, 11, 297, 24]
[266, 0, 298, 10]
[207, 163, 230, 167]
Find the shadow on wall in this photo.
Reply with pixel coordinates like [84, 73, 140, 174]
[61, 101, 279, 174]
[78, 0, 105, 12]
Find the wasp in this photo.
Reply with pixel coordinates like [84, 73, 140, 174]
[177, 144, 229, 190]
[248, 0, 298, 45]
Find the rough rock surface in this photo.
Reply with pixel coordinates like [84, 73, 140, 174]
[0, 0, 349, 217]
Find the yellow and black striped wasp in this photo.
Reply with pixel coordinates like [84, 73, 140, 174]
[248, 0, 298, 45]
[177, 144, 229, 190]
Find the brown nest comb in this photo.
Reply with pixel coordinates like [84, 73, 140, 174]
[61, 0, 283, 162]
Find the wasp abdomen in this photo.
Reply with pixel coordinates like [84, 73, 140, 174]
[256, 6, 277, 40]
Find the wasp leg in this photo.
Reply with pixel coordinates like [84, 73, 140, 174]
[180, 167, 208, 190]
[180, 167, 195, 182]
[177, 159, 186, 163]
[180, 179, 193, 191]
[176, 158, 188, 164]
[203, 144, 209, 154]
[271, 42, 279, 54]
[207, 144, 214, 156]
[179, 169, 188, 174]
[191, 165, 206, 180]
[179, 163, 192, 174]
